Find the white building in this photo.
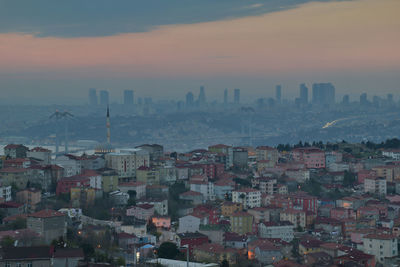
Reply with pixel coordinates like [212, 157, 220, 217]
[364, 176, 387, 195]
[0, 185, 12, 202]
[362, 233, 398, 263]
[232, 188, 261, 209]
[178, 214, 205, 233]
[105, 149, 149, 178]
[258, 221, 294, 242]
[190, 181, 215, 201]
[27, 147, 52, 165]
[137, 198, 168, 216]
[118, 181, 147, 199]
[52, 155, 82, 177]
[382, 149, 400, 160]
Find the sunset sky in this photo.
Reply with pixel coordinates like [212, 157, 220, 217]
[0, 0, 399, 104]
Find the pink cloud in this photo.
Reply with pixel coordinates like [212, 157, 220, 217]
[0, 0, 399, 78]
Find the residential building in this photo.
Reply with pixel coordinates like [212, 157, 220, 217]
[291, 147, 325, 169]
[364, 176, 387, 195]
[136, 198, 168, 215]
[280, 209, 306, 228]
[175, 232, 209, 254]
[232, 188, 261, 209]
[193, 243, 237, 265]
[27, 147, 52, 164]
[52, 154, 82, 177]
[99, 168, 119, 193]
[16, 188, 41, 211]
[126, 203, 154, 221]
[178, 214, 207, 233]
[105, 149, 149, 178]
[230, 211, 253, 235]
[258, 221, 294, 242]
[4, 144, 29, 159]
[136, 166, 160, 185]
[221, 201, 243, 217]
[256, 146, 279, 164]
[118, 181, 146, 199]
[27, 209, 66, 244]
[56, 175, 90, 195]
[0, 185, 11, 202]
[362, 233, 398, 263]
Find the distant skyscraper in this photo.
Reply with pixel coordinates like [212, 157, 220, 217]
[312, 83, 335, 105]
[224, 89, 228, 105]
[89, 88, 98, 106]
[106, 106, 111, 144]
[124, 90, 134, 105]
[299, 84, 308, 104]
[234, 88, 240, 104]
[100, 90, 109, 106]
[186, 92, 194, 107]
[275, 85, 281, 103]
[342, 94, 350, 105]
[387, 94, 394, 103]
[360, 93, 368, 106]
[198, 86, 206, 107]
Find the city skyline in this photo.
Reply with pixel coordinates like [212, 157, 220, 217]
[0, 0, 399, 104]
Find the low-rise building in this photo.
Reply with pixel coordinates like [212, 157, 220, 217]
[364, 176, 387, 195]
[16, 188, 41, 212]
[258, 221, 294, 242]
[27, 209, 66, 245]
[230, 211, 253, 235]
[362, 233, 398, 263]
[232, 188, 261, 209]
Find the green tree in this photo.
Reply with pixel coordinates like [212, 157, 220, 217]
[343, 171, 356, 187]
[220, 259, 230, 267]
[1, 236, 15, 248]
[158, 242, 180, 259]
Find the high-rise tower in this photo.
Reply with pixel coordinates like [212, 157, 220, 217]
[224, 89, 228, 105]
[275, 85, 282, 103]
[300, 83, 308, 105]
[89, 88, 98, 106]
[106, 105, 111, 144]
[198, 86, 206, 107]
[234, 88, 240, 104]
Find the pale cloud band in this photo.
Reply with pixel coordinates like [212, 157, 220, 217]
[0, 0, 399, 102]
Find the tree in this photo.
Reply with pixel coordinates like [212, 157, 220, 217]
[343, 171, 356, 187]
[158, 242, 180, 259]
[220, 259, 229, 267]
[1, 236, 14, 248]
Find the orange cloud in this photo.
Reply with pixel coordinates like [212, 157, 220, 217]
[0, 0, 399, 77]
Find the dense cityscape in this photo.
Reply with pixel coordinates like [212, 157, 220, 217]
[1, 0, 399, 266]
[1, 116, 400, 266]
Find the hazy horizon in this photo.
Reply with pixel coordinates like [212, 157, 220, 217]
[0, 0, 399, 104]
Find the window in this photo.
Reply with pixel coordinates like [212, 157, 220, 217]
[28, 264, 33, 267]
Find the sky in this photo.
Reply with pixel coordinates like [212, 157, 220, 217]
[0, 0, 399, 104]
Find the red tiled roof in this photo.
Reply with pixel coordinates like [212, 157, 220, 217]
[4, 144, 27, 149]
[136, 204, 154, 210]
[364, 233, 396, 240]
[30, 147, 51, 152]
[29, 209, 65, 218]
[0, 201, 24, 208]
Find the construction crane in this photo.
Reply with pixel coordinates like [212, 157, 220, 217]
[49, 110, 74, 154]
